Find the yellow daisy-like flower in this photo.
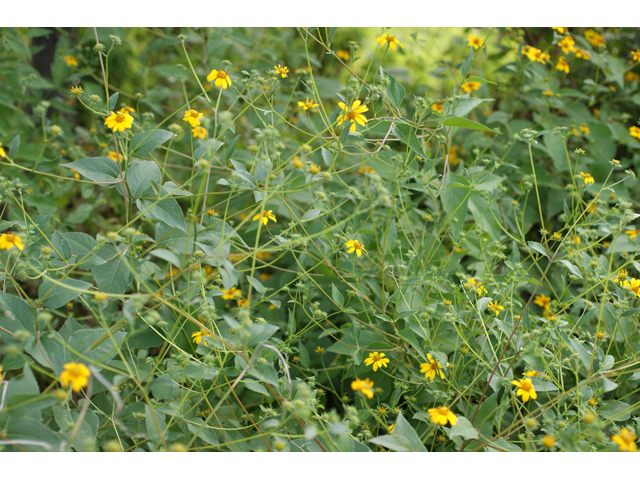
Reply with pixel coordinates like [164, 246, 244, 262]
[337, 100, 369, 133]
[315, 346, 325, 354]
[552, 27, 567, 34]
[461, 81, 481, 93]
[0, 233, 24, 251]
[626, 229, 640, 239]
[525, 370, 540, 377]
[70, 85, 83, 96]
[543, 435, 556, 449]
[585, 29, 605, 48]
[206, 69, 232, 89]
[336, 50, 350, 61]
[388, 424, 395, 433]
[364, 352, 390, 372]
[557, 36, 576, 54]
[468, 34, 483, 50]
[376, 34, 404, 51]
[487, 301, 504, 316]
[512, 377, 537, 402]
[222, 286, 242, 300]
[120, 106, 135, 114]
[466, 278, 487, 296]
[543, 90, 554, 97]
[64, 55, 78, 67]
[612, 268, 629, 285]
[427, 405, 457, 426]
[432, 102, 443, 113]
[358, 165, 375, 174]
[107, 151, 122, 162]
[351, 378, 374, 399]
[253, 210, 276, 225]
[420, 353, 448, 381]
[274, 64, 289, 78]
[623, 278, 640, 297]
[104, 110, 134, 132]
[183, 109, 203, 128]
[612, 428, 638, 452]
[293, 156, 305, 169]
[192, 126, 207, 140]
[579, 172, 594, 184]
[632, 50, 640, 62]
[625, 72, 640, 83]
[556, 56, 570, 74]
[574, 48, 591, 60]
[192, 329, 212, 346]
[0, 142, 5, 158]
[297, 97, 320, 111]
[579, 125, 590, 135]
[346, 239, 366, 258]
[59, 362, 91, 392]
[630, 126, 640, 139]
[533, 294, 551, 315]
[309, 163, 321, 174]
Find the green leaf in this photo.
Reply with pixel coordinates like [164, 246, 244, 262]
[441, 173, 470, 241]
[527, 241, 549, 258]
[452, 97, 492, 117]
[449, 416, 479, 440]
[381, 67, 405, 111]
[145, 404, 167, 446]
[194, 139, 224, 161]
[599, 401, 633, 421]
[61, 158, 121, 186]
[108, 92, 119, 111]
[91, 248, 133, 295]
[248, 362, 279, 386]
[559, 259, 583, 279]
[442, 116, 497, 133]
[67, 329, 127, 365]
[369, 413, 426, 452]
[302, 209, 322, 222]
[9, 135, 20, 157]
[331, 283, 344, 308]
[38, 278, 92, 309]
[461, 47, 474, 77]
[466, 76, 497, 85]
[53, 406, 99, 451]
[130, 130, 175, 157]
[393, 123, 430, 160]
[0, 292, 36, 340]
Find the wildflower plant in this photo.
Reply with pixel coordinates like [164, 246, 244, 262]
[0, 26, 640, 454]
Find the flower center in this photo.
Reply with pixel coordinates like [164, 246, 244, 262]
[387, 35, 396, 43]
[218, 70, 228, 79]
[353, 241, 363, 249]
[116, 113, 125, 122]
[371, 353, 381, 362]
[437, 406, 448, 415]
[429, 362, 437, 371]
[71, 366, 82, 376]
[520, 380, 532, 391]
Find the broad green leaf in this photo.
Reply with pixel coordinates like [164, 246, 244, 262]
[91, 248, 134, 295]
[461, 47, 474, 77]
[449, 416, 478, 440]
[393, 123, 430, 160]
[527, 241, 549, 258]
[61, 157, 121, 186]
[442, 116, 497, 133]
[381, 67, 405, 111]
[38, 278, 92, 309]
[130, 130, 175, 157]
[0, 292, 36, 340]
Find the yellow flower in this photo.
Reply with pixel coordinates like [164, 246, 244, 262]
[579, 172, 594, 184]
[337, 100, 369, 133]
[376, 34, 404, 51]
[378, 406, 388, 415]
[525, 370, 540, 377]
[104, 110, 134, 132]
[237, 298, 249, 308]
[579, 124, 590, 135]
[557, 36, 576, 54]
[297, 97, 320, 111]
[585, 29, 605, 48]
[612, 428, 638, 452]
[388, 424, 395, 433]
[552, 27, 567, 34]
[487, 301, 504, 316]
[64, 55, 78, 67]
[571, 235, 581, 245]
[206, 69, 232, 89]
[543, 90, 554, 97]
[512, 377, 537, 402]
[630, 126, 640, 139]
[222, 286, 242, 300]
[192, 329, 212, 346]
[612, 268, 629, 285]
[358, 165, 375, 174]
[70, 85, 83, 95]
[461, 81, 481, 93]
[315, 346, 325, 354]
[632, 50, 640, 62]
[420, 353, 447, 381]
[60, 362, 91, 392]
[252, 210, 277, 225]
[545, 312, 557, 322]
[183, 109, 203, 128]
[274, 64, 289, 78]
[364, 352, 390, 372]
[543, 435, 556, 448]
[0, 142, 5, 158]
[107, 151, 122, 162]
[626, 229, 640, 239]
[534, 294, 551, 315]
[192, 126, 207, 140]
[351, 378, 374, 399]
[336, 50, 350, 61]
[625, 72, 640, 83]
[623, 278, 640, 297]
[432, 102, 443, 113]
[0, 365, 3, 382]
[0, 233, 24, 251]
[575, 48, 591, 60]
[448, 145, 462, 166]
[552, 232, 562, 240]
[309, 163, 321, 174]
[556, 57, 570, 74]
[466, 278, 487, 295]
[427, 405, 457, 426]
[120, 106, 135, 114]
[468, 34, 483, 50]
[346, 239, 366, 258]
[293, 156, 305, 169]
[94, 292, 108, 301]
